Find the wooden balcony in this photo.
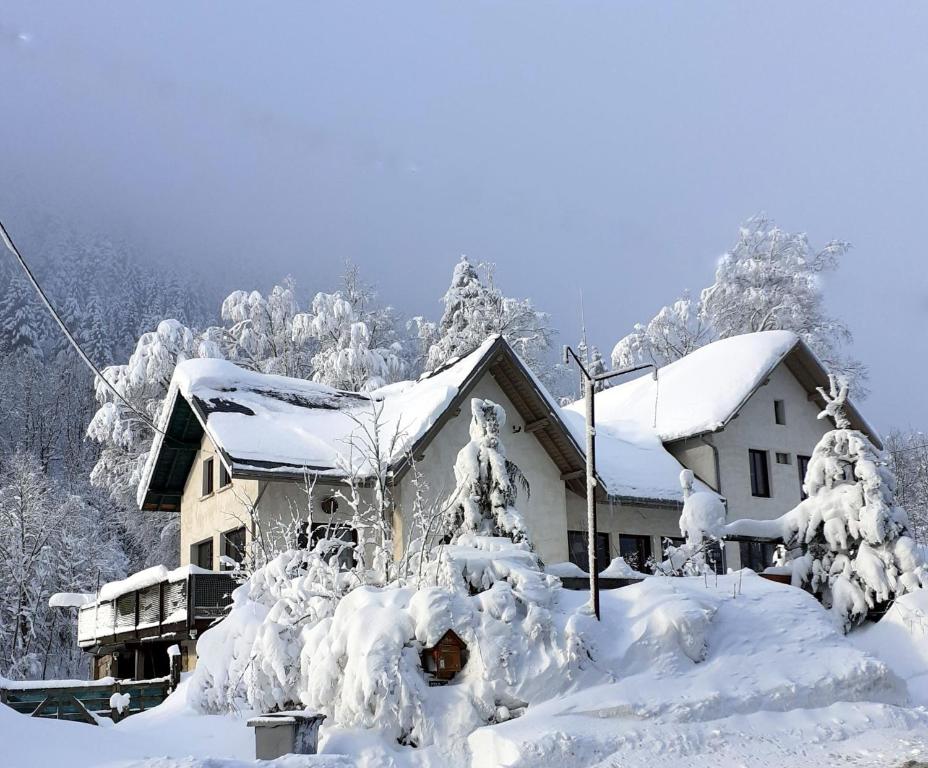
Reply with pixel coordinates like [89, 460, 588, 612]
[77, 568, 236, 651]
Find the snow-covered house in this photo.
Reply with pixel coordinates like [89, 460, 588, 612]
[580, 330, 881, 571]
[137, 335, 696, 583]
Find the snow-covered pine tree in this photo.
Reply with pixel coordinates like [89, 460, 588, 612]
[425, 256, 554, 373]
[782, 377, 926, 629]
[588, 345, 610, 392]
[725, 377, 927, 631]
[447, 398, 530, 544]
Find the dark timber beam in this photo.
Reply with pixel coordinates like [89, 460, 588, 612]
[525, 417, 550, 433]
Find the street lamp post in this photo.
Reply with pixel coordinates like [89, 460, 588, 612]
[563, 346, 656, 619]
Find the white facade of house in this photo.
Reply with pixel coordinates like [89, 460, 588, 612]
[159, 331, 879, 580]
[666, 362, 836, 569]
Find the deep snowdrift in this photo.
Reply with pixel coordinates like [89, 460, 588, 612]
[5, 564, 928, 767]
[184, 535, 928, 768]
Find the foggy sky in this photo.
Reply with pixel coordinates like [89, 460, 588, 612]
[1, 2, 926, 431]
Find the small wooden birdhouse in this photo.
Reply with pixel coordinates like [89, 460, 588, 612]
[421, 629, 467, 684]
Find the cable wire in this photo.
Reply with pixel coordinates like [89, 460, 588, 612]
[0, 217, 170, 439]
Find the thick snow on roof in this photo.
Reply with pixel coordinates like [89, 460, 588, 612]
[162, 336, 500, 481]
[559, 408, 703, 502]
[586, 330, 800, 442]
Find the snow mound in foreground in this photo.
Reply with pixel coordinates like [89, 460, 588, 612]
[471, 573, 913, 768]
[187, 538, 923, 768]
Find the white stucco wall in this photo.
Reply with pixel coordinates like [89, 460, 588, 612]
[396, 371, 570, 564]
[708, 362, 832, 569]
[178, 433, 260, 569]
[175, 368, 689, 572]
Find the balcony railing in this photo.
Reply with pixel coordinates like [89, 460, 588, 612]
[77, 567, 236, 648]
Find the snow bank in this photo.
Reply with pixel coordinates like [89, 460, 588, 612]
[469, 574, 913, 768]
[853, 587, 928, 705]
[187, 529, 926, 767]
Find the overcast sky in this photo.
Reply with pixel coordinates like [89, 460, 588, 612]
[1, 2, 926, 431]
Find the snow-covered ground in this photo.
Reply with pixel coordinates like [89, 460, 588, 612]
[5, 576, 928, 768]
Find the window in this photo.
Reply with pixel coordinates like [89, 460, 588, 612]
[222, 527, 246, 568]
[310, 523, 357, 569]
[739, 540, 777, 572]
[201, 458, 214, 496]
[618, 534, 652, 572]
[193, 538, 213, 570]
[219, 462, 231, 489]
[296, 521, 310, 550]
[705, 540, 725, 574]
[797, 455, 811, 500]
[774, 400, 786, 425]
[749, 449, 770, 497]
[776, 452, 791, 465]
[320, 497, 338, 515]
[567, 530, 610, 573]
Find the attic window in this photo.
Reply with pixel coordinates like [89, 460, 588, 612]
[321, 497, 338, 515]
[219, 463, 231, 488]
[774, 400, 786, 425]
[201, 458, 214, 496]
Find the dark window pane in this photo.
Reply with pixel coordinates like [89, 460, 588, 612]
[739, 540, 776, 571]
[194, 538, 213, 570]
[223, 527, 246, 566]
[202, 458, 214, 496]
[219, 463, 231, 488]
[618, 534, 651, 571]
[749, 450, 770, 497]
[774, 400, 786, 425]
[797, 455, 811, 500]
[567, 530, 609, 573]
[311, 523, 357, 570]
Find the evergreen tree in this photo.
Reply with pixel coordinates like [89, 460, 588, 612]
[426, 256, 554, 373]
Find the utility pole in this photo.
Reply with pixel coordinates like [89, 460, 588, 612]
[563, 345, 656, 619]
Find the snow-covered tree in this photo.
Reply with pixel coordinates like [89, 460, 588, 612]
[293, 292, 404, 392]
[655, 469, 725, 576]
[0, 453, 125, 679]
[612, 217, 867, 391]
[447, 398, 530, 544]
[221, 279, 311, 378]
[725, 377, 926, 631]
[612, 291, 710, 370]
[425, 256, 554, 373]
[87, 319, 221, 503]
[885, 429, 928, 545]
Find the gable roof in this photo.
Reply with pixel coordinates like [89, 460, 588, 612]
[584, 331, 881, 448]
[138, 336, 701, 512]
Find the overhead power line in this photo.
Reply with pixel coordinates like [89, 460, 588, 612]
[0, 217, 168, 439]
